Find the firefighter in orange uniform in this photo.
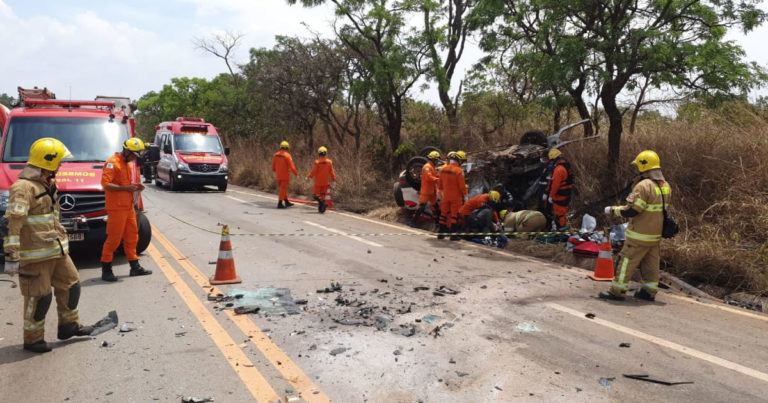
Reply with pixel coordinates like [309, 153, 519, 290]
[544, 149, 573, 230]
[3, 138, 93, 352]
[437, 151, 467, 240]
[411, 150, 441, 227]
[458, 191, 502, 235]
[307, 146, 336, 213]
[100, 138, 153, 282]
[272, 141, 299, 209]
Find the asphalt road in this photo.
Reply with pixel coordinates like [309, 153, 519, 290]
[1, 183, 767, 402]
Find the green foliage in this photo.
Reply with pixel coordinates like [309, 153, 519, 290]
[0, 93, 15, 108]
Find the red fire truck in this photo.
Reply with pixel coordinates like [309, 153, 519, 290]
[0, 87, 158, 261]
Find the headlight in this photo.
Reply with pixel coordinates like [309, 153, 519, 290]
[219, 162, 228, 172]
[0, 189, 9, 211]
[175, 158, 189, 171]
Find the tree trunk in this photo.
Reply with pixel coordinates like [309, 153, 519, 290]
[567, 87, 593, 137]
[600, 85, 623, 172]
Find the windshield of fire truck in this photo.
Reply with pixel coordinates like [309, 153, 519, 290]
[173, 133, 223, 153]
[2, 117, 130, 163]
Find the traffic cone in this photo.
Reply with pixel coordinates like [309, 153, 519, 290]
[588, 241, 615, 281]
[324, 187, 333, 209]
[210, 225, 242, 285]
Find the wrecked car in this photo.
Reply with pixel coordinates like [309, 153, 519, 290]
[394, 119, 591, 213]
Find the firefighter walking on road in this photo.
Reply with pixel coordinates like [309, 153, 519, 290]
[599, 150, 671, 302]
[411, 150, 441, 227]
[272, 141, 299, 209]
[100, 138, 153, 282]
[544, 149, 573, 231]
[307, 146, 336, 213]
[437, 151, 467, 240]
[2, 138, 93, 353]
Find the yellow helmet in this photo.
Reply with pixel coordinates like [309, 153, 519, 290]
[488, 190, 501, 203]
[455, 150, 467, 161]
[28, 138, 72, 171]
[318, 146, 328, 155]
[123, 138, 146, 154]
[499, 209, 508, 221]
[446, 151, 456, 159]
[427, 150, 441, 160]
[632, 150, 660, 172]
[280, 141, 290, 149]
[548, 148, 562, 160]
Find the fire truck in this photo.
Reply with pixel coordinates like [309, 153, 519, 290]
[0, 87, 159, 261]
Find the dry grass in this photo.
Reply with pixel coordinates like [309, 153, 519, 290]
[228, 106, 768, 295]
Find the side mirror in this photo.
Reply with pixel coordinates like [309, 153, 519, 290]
[146, 144, 161, 163]
[163, 144, 172, 154]
[224, 147, 230, 156]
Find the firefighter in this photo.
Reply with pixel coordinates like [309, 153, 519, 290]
[3, 138, 93, 352]
[599, 150, 671, 302]
[100, 138, 153, 282]
[307, 146, 336, 213]
[410, 150, 441, 227]
[544, 149, 573, 230]
[501, 209, 548, 233]
[437, 151, 467, 240]
[272, 141, 299, 209]
[459, 191, 502, 235]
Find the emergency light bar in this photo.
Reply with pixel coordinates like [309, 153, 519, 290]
[23, 99, 115, 108]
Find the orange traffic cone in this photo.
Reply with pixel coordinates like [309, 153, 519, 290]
[324, 187, 333, 209]
[210, 225, 242, 285]
[588, 241, 615, 281]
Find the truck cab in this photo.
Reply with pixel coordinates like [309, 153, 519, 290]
[0, 87, 156, 260]
[153, 117, 229, 191]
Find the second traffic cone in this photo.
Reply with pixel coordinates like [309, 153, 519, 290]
[210, 225, 241, 285]
[324, 187, 333, 209]
[588, 241, 615, 281]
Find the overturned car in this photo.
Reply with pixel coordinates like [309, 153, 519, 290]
[394, 119, 591, 213]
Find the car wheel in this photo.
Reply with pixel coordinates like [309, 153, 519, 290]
[520, 130, 547, 147]
[394, 182, 405, 207]
[136, 211, 152, 254]
[169, 171, 177, 191]
[218, 182, 228, 192]
[154, 177, 163, 187]
[405, 156, 427, 189]
[418, 146, 442, 157]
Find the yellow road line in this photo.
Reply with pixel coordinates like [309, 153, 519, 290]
[231, 186, 768, 323]
[151, 226, 332, 402]
[547, 302, 768, 383]
[304, 220, 383, 248]
[145, 243, 280, 402]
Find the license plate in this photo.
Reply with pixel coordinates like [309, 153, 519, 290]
[68, 233, 85, 242]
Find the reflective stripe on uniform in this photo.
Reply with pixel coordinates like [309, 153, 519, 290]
[59, 308, 79, 321]
[633, 198, 648, 211]
[643, 282, 659, 290]
[4, 235, 20, 247]
[615, 256, 630, 287]
[24, 297, 45, 331]
[7, 202, 29, 214]
[655, 186, 671, 195]
[626, 229, 661, 242]
[24, 319, 45, 331]
[19, 239, 69, 261]
[25, 214, 55, 225]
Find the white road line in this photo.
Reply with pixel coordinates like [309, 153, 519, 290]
[547, 302, 768, 383]
[304, 220, 383, 248]
[226, 195, 249, 203]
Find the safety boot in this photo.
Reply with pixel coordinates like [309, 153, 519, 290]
[449, 226, 461, 241]
[284, 200, 295, 208]
[437, 224, 448, 239]
[634, 288, 656, 301]
[277, 200, 286, 209]
[319, 200, 327, 213]
[129, 260, 153, 276]
[598, 291, 626, 301]
[101, 262, 117, 282]
[23, 340, 52, 353]
[58, 322, 94, 340]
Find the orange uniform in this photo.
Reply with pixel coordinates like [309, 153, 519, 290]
[307, 156, 336, 199]
[547, 159, 573, 229]
[272, 150, 298, 200]
[418, 161, 439, 206]
[101, 152, 139, 262]
[459, 194, 499, 222]
[437, 161, 466, 227]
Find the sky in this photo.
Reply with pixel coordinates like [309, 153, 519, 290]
[1, 0, 767, 106]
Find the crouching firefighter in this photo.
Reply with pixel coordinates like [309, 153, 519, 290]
[2, 138, 93, 353]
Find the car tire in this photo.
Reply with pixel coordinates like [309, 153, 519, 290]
[418, 146, 442, 157]
[405, 156, 428, 189]
[218, 182, 228, 192]
[520, 130, 547, 147]
[394, 182, 405, 207]
[169, 171, 177, 191]
[136, 211, 152, 254]
[154, 177, 163, 187]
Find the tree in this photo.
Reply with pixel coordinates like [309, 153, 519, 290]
[0, 93, 15, 108]
[475, 0, 767, 169]
[193, 31, 246, 83]
[287, 0, 427, 157]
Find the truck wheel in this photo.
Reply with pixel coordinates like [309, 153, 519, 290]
[218, 182, 228, 192]
[404, 156, 427, 189]
[136, 211, 152, 254]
